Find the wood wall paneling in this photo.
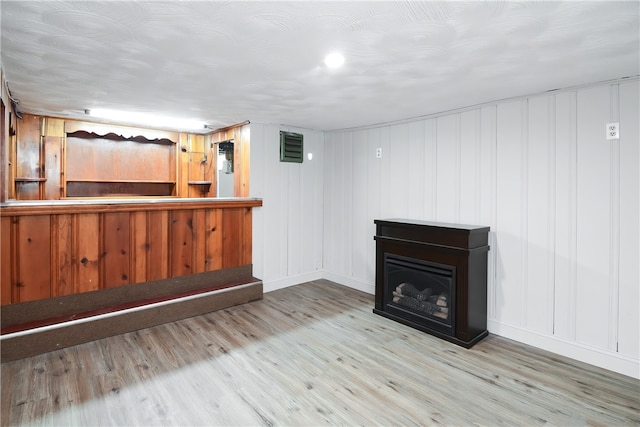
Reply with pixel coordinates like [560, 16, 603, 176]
[170, 209, 194, 277]
[178, 134, 190, 198]
[238, 125, 251, 197]
[192, 209, 206, 274]
[0, 99, 7, 202]
[130, 211, 148, 284]
[55, 214, 75, 296]
[1, 216, 12, 304]
[241, 207, 252, 266]
[148, 210, 170, 281]
[15, 115, 41, 180]
[205, 208, 223, 271]
[222, 208, 241, 269]
[16, 215, 51, 302]
[43, 117, 65, 137]
[102, 212, 131, 288]
[66, 137, 173, 182]
[43, 136, 62, 200]
[75, 213, 100, 294]
[1, 200, 259, 305]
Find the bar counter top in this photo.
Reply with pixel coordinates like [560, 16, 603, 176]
[0, 197, 263, 216]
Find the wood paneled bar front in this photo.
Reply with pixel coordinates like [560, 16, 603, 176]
[0, 197, 262, 304]
[0, 197, 263, 361]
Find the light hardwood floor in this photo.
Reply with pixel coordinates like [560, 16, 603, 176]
[2, 280, 639, 426]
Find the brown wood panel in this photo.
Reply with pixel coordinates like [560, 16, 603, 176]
[130, 211, 148, 284]
[66, 137, 173, 182]
[205, 134, 216, 197]
[222, 208, 242, 268]
[15, 182, 40, 200]
[177, 134, 190, 198]
[241, 207, 252, 265]
[16, 215, 51, 302]
[66, 181, 175, 197]
[55, 214, 74, 296]
[205, 209, 223, 271]
[238, 124, 251, 197]
[75, 214, 100, 294]
[43, 136, 62, 200]
[102, 212, 131, 289]
[169, 210, 194, 277]
[15, 115, 41, 180]
[0, 200, 260, 304]
[0, 100, 7, 202]
[1, 216, 12, 304]
[43, 117, 65, 137]
[187, 135, 214, 198]
[192, 209, 206, 274]
[147, 210, 169, 281]
[14, 114, 43, 202]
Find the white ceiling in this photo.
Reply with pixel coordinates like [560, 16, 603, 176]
[1, 1, 639, 132]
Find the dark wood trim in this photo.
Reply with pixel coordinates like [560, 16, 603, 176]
[65, 120, 179, 144]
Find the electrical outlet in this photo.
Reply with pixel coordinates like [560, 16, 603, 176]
[606, 122, 619, 140]
[376, 147, 382, 158]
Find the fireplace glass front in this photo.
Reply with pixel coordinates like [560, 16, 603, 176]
[384, 254, 456, 336]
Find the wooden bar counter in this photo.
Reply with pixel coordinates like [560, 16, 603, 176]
[0, 197, 263, 361]
[1, 197, 262, 305]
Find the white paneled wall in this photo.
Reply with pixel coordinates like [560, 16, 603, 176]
[250, 123, 324, 291]
[321, 79, 639, 378]
[248, 80, 638, 377]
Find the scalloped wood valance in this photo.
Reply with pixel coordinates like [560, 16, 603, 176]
[64, 121, 179, 144]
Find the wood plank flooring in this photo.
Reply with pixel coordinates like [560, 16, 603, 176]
[2, 280, 639, 426]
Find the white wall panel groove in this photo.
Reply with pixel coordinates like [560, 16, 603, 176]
[617, 80, 639, 360]
[553, 91, 578, 340]
[576, 85, 612, 351]
[607, 84, 621, 353]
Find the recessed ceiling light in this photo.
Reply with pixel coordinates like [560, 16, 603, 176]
[324, 52, 345, 68]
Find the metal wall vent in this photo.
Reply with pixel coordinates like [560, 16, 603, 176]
[280, 131, 303, 163]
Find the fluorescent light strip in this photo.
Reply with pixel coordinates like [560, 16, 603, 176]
[86, 108, 205, 131]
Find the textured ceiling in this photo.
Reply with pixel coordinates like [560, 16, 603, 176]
[1, 1, 639, 132]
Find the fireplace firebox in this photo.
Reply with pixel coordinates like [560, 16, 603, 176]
[374, 219, 490, 348]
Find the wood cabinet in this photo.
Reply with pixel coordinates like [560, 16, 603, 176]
[0, 198, 261, 305]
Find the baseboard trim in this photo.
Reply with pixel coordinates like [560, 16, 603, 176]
[263, 271, 324, 293]
[263, 271, 375, 295]
[488, 319, 639, 379]
[321, 272, 375, 295]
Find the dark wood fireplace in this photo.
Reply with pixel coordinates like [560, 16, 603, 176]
[374, 219, 490, 348]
